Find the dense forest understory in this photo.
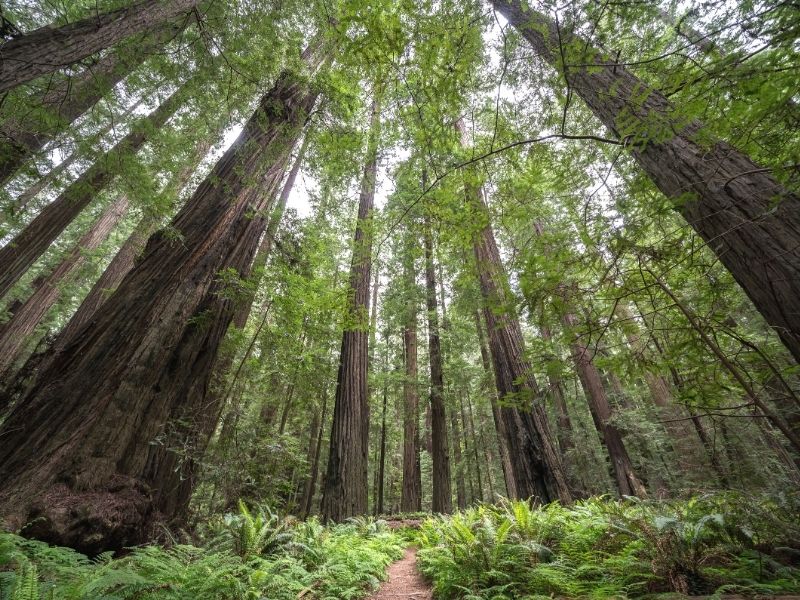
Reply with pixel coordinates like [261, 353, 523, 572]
[0, 0, 799, 597]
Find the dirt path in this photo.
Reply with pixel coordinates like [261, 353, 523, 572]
[370, 547, 432, 600]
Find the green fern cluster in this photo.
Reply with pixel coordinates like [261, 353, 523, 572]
[0, 505, 404, 600]
[415, 493, 800, 599]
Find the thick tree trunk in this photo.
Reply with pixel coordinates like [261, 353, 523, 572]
[0, 194, 129, 374]
[561, 311, 647, 497]
[424, 215, 452, 513]
[51, 137, 211, 354]
[0, 26, 182, 186]
[0, 86, 185, 300]
[459, 125, 571, 503]
[155, 132, 310, 523]
[0, 0, 196, 94]
[0, 46, 322, 553]
[494, 0, 800, 365]
[320, 85, 381, 522]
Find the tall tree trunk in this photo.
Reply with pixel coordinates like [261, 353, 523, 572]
[0, 194, 129, 374]
[321, 82, 381, 522]
[400, 229, 422, 513]
[561, 310, 647, 497]
[440, 280, 466, 509]
[458, 120, 571, 504]
[0, 85, 186, 299]
[423, 213, 452, 513]
[0, 25, 183, 186]
[449, 401, 467, 509]
[50, 136, 211, 353]
[493, 0, 800, 365]
[0, 0, 196, 94]
[367, 241, 381, 514]
[160, 133, 312, 522]
[0, 44, 323, 554]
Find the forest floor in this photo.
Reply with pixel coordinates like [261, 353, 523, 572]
[369, 547, 432, 600]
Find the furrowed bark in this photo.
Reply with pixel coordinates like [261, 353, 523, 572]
[0, 0, 197, 94]
[0, 86, 186, 300]
[321, 84, 381, 522]
[493, 0, 800, 364]
[0, 45, 322, 553]
[51, 137, 211, 353]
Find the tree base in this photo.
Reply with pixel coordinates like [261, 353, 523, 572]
[19, 476, 155, 556]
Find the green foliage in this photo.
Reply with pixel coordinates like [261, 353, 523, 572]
[0, 511, 404, 600]
[415, 494, 800, 599]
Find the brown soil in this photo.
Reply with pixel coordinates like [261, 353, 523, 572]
[370, 547, 432, 600]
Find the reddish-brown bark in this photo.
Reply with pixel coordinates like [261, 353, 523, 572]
[475, 310, 516, 498]
[0, 25, 184, 186]
[0, 0, 196, 94]
[458, 120, 571, 503]
[0, 49, 321, 553]
[321, 87, 381, 522]
[561, 310, 648, 498]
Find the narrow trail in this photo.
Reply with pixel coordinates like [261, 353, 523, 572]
[370, 547, 432, 600]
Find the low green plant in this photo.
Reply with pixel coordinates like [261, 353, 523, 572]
[415, 493, 800, 599]
[0, 508, 404, 599]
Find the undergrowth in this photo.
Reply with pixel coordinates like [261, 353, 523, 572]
[415, 492, 800, 599]
[0, 504, 403, 599]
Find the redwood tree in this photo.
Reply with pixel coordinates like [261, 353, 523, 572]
[560, 309, 648, 497]
[0, 0, 197, 94]
[0, 194, 130, 375]
[400, 228, 422, 513]
[458, 122, 572, 503]
[423, 213, 452, 513]
[0, 42, 323, 553]
[492, 0, 800, 365]
[321, 84, 382, 522]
